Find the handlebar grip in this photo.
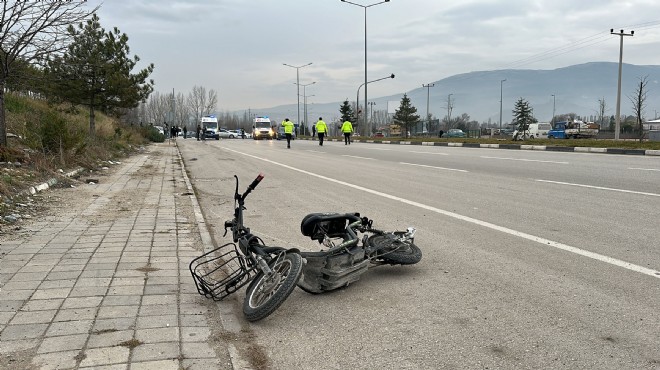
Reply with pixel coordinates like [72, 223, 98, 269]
[248, 173, 265, 191]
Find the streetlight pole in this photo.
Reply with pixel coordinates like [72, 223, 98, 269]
[341, 0, 390, 137]
[356, 73, 394, 135]
[294, 81, 315, 135]
[304, 94, 315, 136]
[422, 83, 434, 133]
[499, 79, 506, 130]
[283, 62, 313, 132]
[610, 29, 634, 140]
[551, 94, 556, 125]
[447, 93, 453, 128]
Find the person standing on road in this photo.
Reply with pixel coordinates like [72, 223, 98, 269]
[341, 119, 353, 145]
[315, 117, 328, 146]
[183, 125, 188, 139]
[281, 118, 294, 149]
[196, 124, 201, 141]
[312, 125, 316, 140]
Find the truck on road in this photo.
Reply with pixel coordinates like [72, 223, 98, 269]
[548, 120, 599, 139]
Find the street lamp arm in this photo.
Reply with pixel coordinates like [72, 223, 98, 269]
[283, 62, 312, 68]
[356, 74, 395, 121]
[341, 0, 390, 7]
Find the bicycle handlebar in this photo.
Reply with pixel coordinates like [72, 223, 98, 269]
[235, 174, 265, 202]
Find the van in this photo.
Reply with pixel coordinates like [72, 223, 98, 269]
[512, 122, 552, 140]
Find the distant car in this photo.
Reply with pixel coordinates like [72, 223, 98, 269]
[216, 128, 237, 139]
[445, 129, 466, 138]
[153, 125, 165, 135]
[277, 127, 296, 140]
[372, 132, 385, 138]
[500, 128, 515, 136]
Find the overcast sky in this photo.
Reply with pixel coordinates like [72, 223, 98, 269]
[86, 0, 660, 114]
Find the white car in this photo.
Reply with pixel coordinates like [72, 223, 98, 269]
[218, 129, 236, 139]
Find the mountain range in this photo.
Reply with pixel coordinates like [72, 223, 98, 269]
[248, 62, 660, 127]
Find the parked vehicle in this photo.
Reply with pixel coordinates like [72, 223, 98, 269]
[547, 120, 599, 139]
[190, 174, 422, 321]
[153, 125, 165, 135]
[445, 129, 466, 138]
[512, 122, 552, 140]
[252, 116, 276, 140]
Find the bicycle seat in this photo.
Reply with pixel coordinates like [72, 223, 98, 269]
[301, 213, 361, 242]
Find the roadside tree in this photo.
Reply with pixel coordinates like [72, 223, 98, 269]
[339, 99, 354, 128]
[0, 0, 97, 147]
[629, 75, 648, 143]
[392, 94, 420, 139]
[46, 14, 154, 136]
[187, 85, 218, 122]
[512, 97, 537, 138]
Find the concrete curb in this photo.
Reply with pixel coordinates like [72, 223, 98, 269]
[173, 142, 252, 370]
[16, 167, 86, 198]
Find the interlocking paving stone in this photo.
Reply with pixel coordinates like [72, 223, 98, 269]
[0, 145, 235, 369]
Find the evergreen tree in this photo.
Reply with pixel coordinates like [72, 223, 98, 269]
[392, 94, 420, 138]
[46, 14, 154, 135]
[339, 99, 354, 126]
[512, 97, 536, 137]
[0, 0, 95, 147]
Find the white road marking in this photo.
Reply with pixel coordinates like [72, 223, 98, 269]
[399, 162, 468, 173]
[409, 151, 449, 155]
[536, 179, 660, 197]
[628, 167, 660, 172]
[224, 148, 660, 279]
[481, 156, 568, 164]
[306, 150, 325, 153]
[365, 147, 392, 151]
[342, 155, 375, 160]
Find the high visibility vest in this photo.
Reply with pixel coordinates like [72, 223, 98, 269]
[282, 120, 294, 134]
[341, 121, 353, 133]
[316, 120, 328, 133]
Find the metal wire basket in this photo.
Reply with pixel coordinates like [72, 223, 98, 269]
[189, 243, 256, 300]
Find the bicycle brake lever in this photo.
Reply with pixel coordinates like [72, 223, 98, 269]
[223, 220, 233, 237]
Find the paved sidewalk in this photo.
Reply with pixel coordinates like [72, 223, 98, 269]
[0, 143, 236, 369]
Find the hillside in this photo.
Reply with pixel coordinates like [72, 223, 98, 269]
[250, 62, 660, 126]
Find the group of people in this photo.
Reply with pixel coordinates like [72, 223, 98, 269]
[280, 117, 353, 149]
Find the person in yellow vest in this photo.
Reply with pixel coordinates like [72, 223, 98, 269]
[341, 120, 353, 145]
[315, 117, 329, 146]
[281, 118, 294, 148]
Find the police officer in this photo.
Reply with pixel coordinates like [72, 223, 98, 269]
[281, 118, 294, 148]
[341, 119, 353, 145]
[315, 117, 328, 146]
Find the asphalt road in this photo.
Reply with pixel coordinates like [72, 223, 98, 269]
[178, 138, 660, 370]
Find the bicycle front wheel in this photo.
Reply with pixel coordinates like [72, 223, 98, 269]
[242, 253, 302, 322]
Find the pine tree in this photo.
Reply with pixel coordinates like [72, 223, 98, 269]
[512, 97, 536, 137]
[46, 14, 154, 136]
[339, 99, 354, 127]
[392, 94, 420, 138]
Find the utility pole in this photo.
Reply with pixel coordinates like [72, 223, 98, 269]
[368, 101, 376, 129]
[422, 83, 435, 133]
[611, 29, 634, 140]
[551, 94, 556, 125]
[499, 79, 506, 130]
